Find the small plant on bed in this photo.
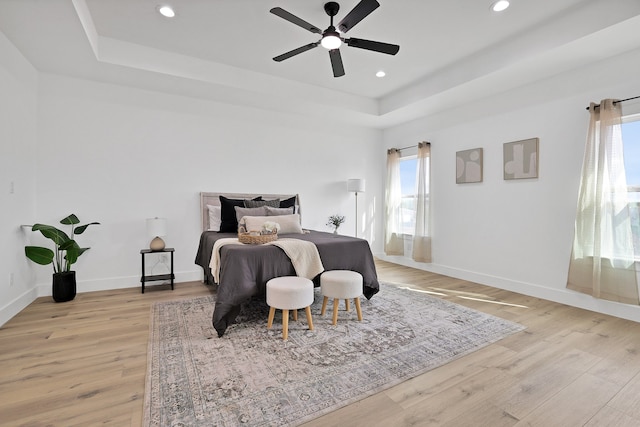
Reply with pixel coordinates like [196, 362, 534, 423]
[327, 215, 345, 234]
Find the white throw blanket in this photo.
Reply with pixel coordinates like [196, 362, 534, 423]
[209, 238, 244, 283]
[267, 238, 324, 279]
[208, 237, 324, 283]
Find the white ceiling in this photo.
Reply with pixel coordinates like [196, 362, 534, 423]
[1, 0, 640, 128]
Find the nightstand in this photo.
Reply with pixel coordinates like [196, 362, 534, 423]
[140, 248, 175, 293]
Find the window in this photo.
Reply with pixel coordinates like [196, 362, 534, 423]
[621, 115, 640, 257]
[399, 156, 417, 235]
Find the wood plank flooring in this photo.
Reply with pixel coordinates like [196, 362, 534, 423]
[1, 260, 640, 426]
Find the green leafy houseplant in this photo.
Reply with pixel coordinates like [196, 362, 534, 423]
[25, 214, 100, 273]
[25, 214, 100, 302]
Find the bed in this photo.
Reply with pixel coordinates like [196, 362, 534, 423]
[194, 192, 380, 337]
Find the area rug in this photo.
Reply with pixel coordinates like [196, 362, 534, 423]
[144, 283, 524, 426]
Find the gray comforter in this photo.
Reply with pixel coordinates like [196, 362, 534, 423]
[194, 230, 379, 337]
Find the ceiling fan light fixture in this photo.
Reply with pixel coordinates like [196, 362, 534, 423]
[321, 33, 342, 50]
[158, 5, 176, 18]
[491, 0, 510, 12]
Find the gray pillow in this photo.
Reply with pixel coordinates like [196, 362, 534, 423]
[234, 206, 268, 224]
[244, 199, 280, 208]
[265, 206, 294, 216]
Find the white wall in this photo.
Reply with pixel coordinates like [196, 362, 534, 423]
[379, 47, 640, 322]
[0, 31, 38, 326]
[31, 73, 381, 295]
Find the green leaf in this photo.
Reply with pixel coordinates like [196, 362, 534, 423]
[25, 246, 54, 265]
[60, 214, 80, 225]
[58, 240, 79, 251]
[74, 222, 100, 235]
[32, 224, 70, 246]
[65, 247, 89, 266]
[61, 241, 89, 266]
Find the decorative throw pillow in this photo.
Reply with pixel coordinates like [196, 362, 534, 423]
[265, 206, 294, 216]
[234, 206, 268, 224]
[238, 215, 265, 233]
[207, 205, 222, 231]
[243, 214, 303, 234]
[219, 196, 261, 233]
[279, 196, 297, 209]
[244, 199, 280, 208]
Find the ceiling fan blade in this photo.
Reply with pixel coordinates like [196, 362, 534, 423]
[270, 7, 322, 34]
[345, 37, 399, 55]
[337, 0, 380, 33]
[329, 49, 345, 77]
[273, 42, 320, 62]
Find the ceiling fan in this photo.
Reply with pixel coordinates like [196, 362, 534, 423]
[270, 0, 400, 78]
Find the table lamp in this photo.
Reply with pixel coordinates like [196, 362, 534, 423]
[146, 217, 167, 251]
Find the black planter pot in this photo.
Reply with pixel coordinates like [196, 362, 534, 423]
[52, 271, 76, 302]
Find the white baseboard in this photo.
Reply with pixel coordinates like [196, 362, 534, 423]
[0, 288, 40, 328]
[34, 269, 205, 296]
[0, 269, 205, 327]
[376, 254, 640, 324]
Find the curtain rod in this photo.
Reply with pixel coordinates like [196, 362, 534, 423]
[585, 95, 640, 111]
[394, 141, 430, 151]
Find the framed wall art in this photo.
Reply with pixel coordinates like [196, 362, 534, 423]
[503, 138, 539, 180]
[456, 148, 483, 184]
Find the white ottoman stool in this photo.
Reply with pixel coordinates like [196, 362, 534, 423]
[266, 276, 314, 340]
[320, 270, 363, 325]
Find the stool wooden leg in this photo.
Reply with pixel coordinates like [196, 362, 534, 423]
[355, 297, 362, 321]
[267, 306, 275, 329]
[345, 299, 351, 312]
[292, 309, 298, 321]
[305, 306, 314, 331]
[332, 299, 339, 325]
[282, 309, 289, 340]
[321, 296, 328, 315]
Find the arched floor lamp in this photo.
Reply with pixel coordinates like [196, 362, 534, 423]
[347, 178, 365, 237]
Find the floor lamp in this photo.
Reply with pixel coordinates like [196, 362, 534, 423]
[347, 179, 366, 237]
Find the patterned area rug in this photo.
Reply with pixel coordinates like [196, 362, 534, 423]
[144, 283, 524, 426]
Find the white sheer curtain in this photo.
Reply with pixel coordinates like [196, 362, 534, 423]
[412, 142, 432, 262]
[567, 99, 639, 304]
[384, 148, 404, 255]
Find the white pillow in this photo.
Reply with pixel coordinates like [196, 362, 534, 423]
[207, 205, 222, 231]
[242, 214, 303, 234]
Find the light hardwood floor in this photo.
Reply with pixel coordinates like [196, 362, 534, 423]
[1, 260, 640, 426]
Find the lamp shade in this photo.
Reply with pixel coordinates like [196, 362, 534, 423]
[146, 217, 167, 238]
[347, 178, 366, 193]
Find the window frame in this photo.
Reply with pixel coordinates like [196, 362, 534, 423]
[399, 154, 418, 236]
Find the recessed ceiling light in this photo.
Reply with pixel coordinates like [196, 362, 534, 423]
[491, 0, 510, 12]
[158, 5, 175, 18]
[376, 70, 386, 78]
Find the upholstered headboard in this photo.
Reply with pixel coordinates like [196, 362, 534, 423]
[200, 192, 301, 232]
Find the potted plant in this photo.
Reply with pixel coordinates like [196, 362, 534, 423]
[25, 214, 100, 302]
[327, 214, 345, 234]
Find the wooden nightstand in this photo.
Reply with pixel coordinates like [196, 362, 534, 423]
[140, 248, 175, 293]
